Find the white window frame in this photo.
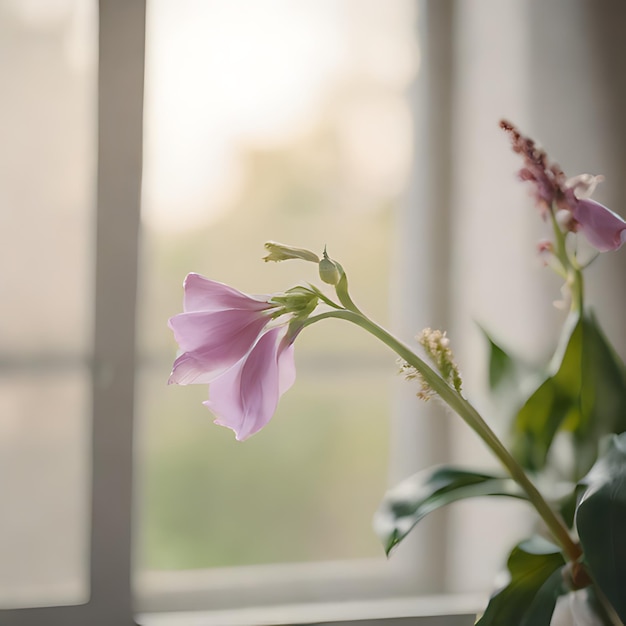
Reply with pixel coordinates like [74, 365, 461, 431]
[1, 1, 144, 624]
[0, 1, 478, 624]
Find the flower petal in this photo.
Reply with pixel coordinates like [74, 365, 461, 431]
[204, 327, 296, 440]
[168, 309, 270, 384]
[277, 336, 297, 396]
[182, 273, 271, 313]
[168, 352, 216, 385]
[169, 309, 268, 353]
[566, 173, 604, 200]
[572, 198, 626, 252]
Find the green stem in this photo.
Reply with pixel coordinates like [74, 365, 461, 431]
[571, 266, 584, 314]
[549, 207, 569, 269]
[304, 308, 582, 563]
[548, 204, 584, 314]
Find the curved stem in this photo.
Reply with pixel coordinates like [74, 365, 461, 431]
[305, 307, 582, 563]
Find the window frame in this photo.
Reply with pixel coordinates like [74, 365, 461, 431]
[1, 0, 145, 624]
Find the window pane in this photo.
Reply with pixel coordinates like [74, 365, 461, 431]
[136, 0, 417, 576]
[137, 356, 394, 569]
[0, 372, 90, 607]
[0, 0, 96, 608]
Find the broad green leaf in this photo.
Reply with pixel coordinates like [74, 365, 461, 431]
[520, 568, 567, 626]
[512, 311, 626, 478]
[373, 466, 526, 555]
[575, 312, 626, 476]
[476, 536, 565, 626]
[512, 375, 572, 471]
[575, 433, 626, 623]
[512, 311, 581, 471]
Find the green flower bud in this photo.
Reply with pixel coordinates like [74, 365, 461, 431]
[318, 248, 341, 285]
[263, 242, 320, 263]
[270, 287, 318, 318]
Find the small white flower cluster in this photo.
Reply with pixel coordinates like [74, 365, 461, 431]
[396, 358, 433, 400]
[398, 329, 463, 401]
[418, 328, 463, 394]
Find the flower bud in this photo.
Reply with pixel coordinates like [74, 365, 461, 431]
[319, 251, 341, 285]
[537, 239, 555, 267]
[270, 287, 318, 318]
[263, 242, 320, 263]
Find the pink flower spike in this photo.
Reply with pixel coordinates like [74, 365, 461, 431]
[572, 198, 626, 252]
[168, 274, 276, 385]
[205, 327, 298, 441]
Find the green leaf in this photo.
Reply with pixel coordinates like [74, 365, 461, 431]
[373, 466, 527, 555]
[575, 433, 626, 623]
[520, 568, 567, 626]
[479, 326, 542, 420]
[476, 536, 565, 626]
[512, 312, 581, 472]
[512, 311, 626, 478]
[482, 327, 518, 391]
[575, 312, 626, 475]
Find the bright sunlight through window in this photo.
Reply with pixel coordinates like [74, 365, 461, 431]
[135, 0, 418, 588]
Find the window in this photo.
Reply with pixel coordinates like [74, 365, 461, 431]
[133, 0, 445, 617]
[8, 0, 623, 624]
[2, 2, 469, 624]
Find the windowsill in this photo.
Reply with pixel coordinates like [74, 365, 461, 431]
[136, 594, 482, 626]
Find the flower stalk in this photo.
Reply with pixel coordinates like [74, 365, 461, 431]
[305, 304, 582, 564]
[548, 205, 584, 313]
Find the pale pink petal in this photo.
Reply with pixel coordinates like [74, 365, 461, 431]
[168, 310, 270, 384]
[205, 327, 296, 440]
[169, 309, 268, 354]
[277, 338, 297, 395]
[572, 198, 626, 252]
[182, 273, 271, 313]
[168, 352, 216, 385]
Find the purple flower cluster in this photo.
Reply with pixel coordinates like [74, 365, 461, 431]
[501, 120, 626, 252]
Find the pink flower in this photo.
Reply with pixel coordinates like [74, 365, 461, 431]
[501, 120, 626, 252]
[500, 119, 567, 217]
[168, 273, 275, 385]
[168, 273, 301, 440]
[205, 326, 298, 440]
[570, 198, 626, 252]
